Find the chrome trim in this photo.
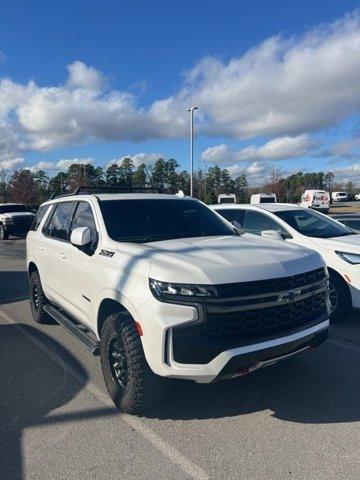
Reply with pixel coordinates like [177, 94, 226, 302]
[207, 279, 329, 313]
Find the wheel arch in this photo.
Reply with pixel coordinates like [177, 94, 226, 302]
[97, 298, 133, 338]
[328, 266, 352, 305]
[28, 261, 38, 277]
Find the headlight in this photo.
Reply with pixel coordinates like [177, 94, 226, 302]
[336, 251, 360, 265]
[149, 278, 218, 301]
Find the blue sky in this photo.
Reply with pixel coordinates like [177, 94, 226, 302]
[1, 0, 360, 184]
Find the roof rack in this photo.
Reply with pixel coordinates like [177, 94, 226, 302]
[49, 186, 164, 200]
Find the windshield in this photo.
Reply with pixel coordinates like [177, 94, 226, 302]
[99, 199, 236, 243]
[274, 209, 353, 238]
[0, 204, 29, 213]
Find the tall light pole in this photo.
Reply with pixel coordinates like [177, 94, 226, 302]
[187, 106, 198, 197]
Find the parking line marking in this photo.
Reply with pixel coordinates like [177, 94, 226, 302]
[0, 308, 209, 480]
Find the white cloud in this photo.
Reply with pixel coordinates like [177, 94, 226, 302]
[177, 12, 360, 139]
[66, 61, 105, 92]
[55, 157, 93, 170]
[109, 153, 165, 168]
[201, 135, 315, 164]
[28, 157, 93, 172]
[227, 161, 269, 185]
[0, 12, 360, 161]
[0, 157, 24, 169]
[332, 164, 360, 184]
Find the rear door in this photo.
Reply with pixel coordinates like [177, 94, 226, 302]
[40, 201, 76, 301]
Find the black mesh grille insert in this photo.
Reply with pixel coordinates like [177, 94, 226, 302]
[203, 291, 327, 341]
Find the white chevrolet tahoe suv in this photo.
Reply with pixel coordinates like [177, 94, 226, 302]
[26, 189, 330, 413]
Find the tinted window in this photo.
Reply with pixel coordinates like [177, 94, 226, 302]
[343, 219, 360, 230]
[259, 197, 276, 203]
[70, 202, 98, 252]
[30, 205, 51, 231]
[0, 204, 29, 213]
[43, 202, 75, 240]
[243, 210, 289, 236]
[215, 209, 245, 227]
[99, 199, 235, 243]
[274, 209, 352, 238]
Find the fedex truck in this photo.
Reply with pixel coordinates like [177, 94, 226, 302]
[300, 190, 330, 213]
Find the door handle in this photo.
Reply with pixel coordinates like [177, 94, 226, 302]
[59, 252, 66, 259]
[39, 245, 44, 251]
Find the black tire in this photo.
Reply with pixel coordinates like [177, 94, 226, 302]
[0, 224, 9, 240]
[29, 270, 50, 324]
[329, 271, 351, 321]
[100, 312, 165, 414]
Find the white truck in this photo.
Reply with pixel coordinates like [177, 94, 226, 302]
[0, 203, 35, 240]
[300, 190, 330, 213]
[217, 193, 236, 204]
[26, 188, 330, 413]
[250, 193, 277, 204]
[332, 191, 348, 202]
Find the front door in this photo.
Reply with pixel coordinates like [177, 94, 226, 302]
[55, 200, 99, 328]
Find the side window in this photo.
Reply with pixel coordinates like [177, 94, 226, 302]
[70, 202, 98, 252]
[243, 210, 289, 237]
[30, 205, 51, 231]
[43, 202, 75, 241]
[216, 209, 245, 227]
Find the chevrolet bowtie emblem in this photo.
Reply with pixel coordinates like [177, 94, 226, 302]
[278, 289, 302, 302]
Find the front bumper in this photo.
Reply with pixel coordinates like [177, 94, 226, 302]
[137, 296, 329, 383]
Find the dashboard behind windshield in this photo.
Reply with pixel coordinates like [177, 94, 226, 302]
[274, 209, 352, 238]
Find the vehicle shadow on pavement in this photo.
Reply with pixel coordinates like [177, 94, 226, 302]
[0, 323, 116, 480]
[0, 271, 29, 305]
[145, 343, 360, 424]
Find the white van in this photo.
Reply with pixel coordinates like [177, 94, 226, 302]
[217, 193, 236, 204]
[300, 190, 330, 213]
[332, 191, 348, 202]
[250, 193, 277, 204]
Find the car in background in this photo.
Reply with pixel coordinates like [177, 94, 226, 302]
[355, 193, 360, 201]
[300, 190, 330, 213]
[332, 191, 348, 202]
[250, 193, 277, 204]
[0, 203, 36, 240]
[211, 203, 360, 319]
[331, 215, 360, 233]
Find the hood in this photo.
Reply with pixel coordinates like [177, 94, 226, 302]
[0, 211, 34, 218]
[147, 235, 324, 284]
[310, 234, 360, 253]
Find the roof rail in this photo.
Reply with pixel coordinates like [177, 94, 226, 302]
[73, 186, 164, 195]
[49, 185, 164, 200]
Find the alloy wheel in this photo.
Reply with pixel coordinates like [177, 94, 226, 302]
[109, 338, 128, 391]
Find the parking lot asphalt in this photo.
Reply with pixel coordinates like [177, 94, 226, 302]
[1, 239, 360, 480]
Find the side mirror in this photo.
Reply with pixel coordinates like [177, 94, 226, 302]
[70, 227, 91, 249]
[261, 229, 284, 241]
[231, 220, 245, 235]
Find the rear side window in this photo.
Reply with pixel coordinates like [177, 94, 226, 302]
[215, 209, 245, 227]
[43, 202, 75, 240]
[30, 205, 51, 231]
[70, 201, 98, 252]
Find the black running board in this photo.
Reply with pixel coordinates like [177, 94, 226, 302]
[44, 304, 100, 355]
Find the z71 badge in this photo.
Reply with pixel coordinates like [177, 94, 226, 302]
[99, 249, 115, 258]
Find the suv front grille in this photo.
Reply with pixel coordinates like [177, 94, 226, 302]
[12, 216, 33, 227]
[204, 290, 327, 341]
[172, 267, 329, 364]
